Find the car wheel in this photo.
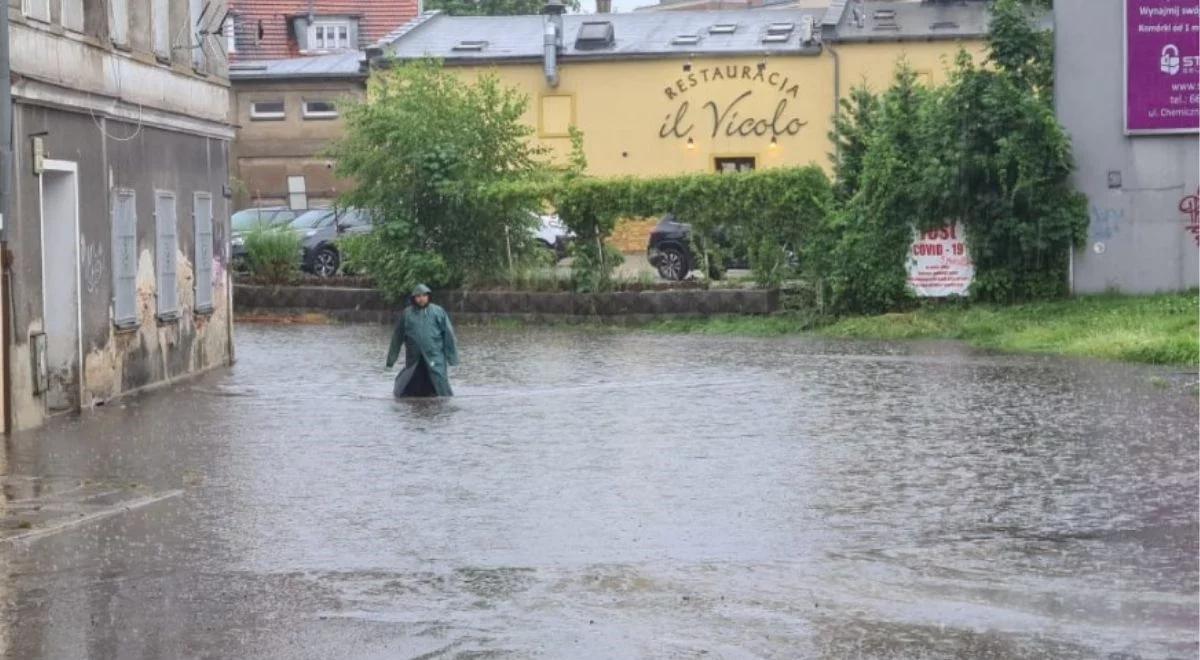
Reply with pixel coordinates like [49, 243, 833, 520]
[656, 246, 687, 281]
[313, 247, 340, 278]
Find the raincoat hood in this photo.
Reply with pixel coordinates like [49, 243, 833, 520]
[412, 284, 432, 296]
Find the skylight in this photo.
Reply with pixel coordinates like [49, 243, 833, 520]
[709, 23, 737, 34]
[671, 34, 701, 45]
[452, 40, 488, 51]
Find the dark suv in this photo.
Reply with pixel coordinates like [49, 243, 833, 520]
[288, 207, 374, 277]
[646, 214, 748, 281]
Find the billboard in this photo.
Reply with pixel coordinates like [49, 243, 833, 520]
[906, 224, 974, 298]
[1125, 0, 1200, 134]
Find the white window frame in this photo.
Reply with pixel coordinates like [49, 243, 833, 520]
[308, 20, 352, 51]
[302, 100, 339, 120]
[62, 0, 85, 32]
[250, 100, 286, 121]
[154, 191, 179, 321]
[287, 176, 307, 211]
[193, 192, 215, 314]
[153, 0, 171, 60]
[225, 14, 237, 54]
[110, 0, 130, 47]
[22, 0, 50, 23]
[111, 189, 139, 329]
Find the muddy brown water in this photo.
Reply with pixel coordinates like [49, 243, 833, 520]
[0, 323, 1196, 659]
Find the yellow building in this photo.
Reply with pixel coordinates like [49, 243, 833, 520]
[375, 2, 990, 176]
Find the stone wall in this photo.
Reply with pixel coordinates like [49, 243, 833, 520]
[234, 285, 779, 323]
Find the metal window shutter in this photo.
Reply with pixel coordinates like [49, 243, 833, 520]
[193, 192, 214, 312]
[155, 191, 179, 319]
[111, 189, 139, 327]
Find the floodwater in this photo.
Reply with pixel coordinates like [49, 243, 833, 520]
[0, 323, 1196, 659]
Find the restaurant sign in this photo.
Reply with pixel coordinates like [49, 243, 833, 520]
[907, 224, 974, 297]
[1125, 0, 1200, 134]
[658, 63, 807, 141]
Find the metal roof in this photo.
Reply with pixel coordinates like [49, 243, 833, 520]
[228, 51, 367, 80]
[381, 9, 827, 63]
[832, 1, 993, 42]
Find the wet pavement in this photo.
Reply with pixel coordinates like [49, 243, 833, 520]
[0, 322, 1196, 659]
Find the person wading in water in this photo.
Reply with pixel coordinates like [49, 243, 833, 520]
[386, 284, 459, 397]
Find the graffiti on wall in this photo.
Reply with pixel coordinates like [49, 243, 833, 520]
[1181, 188, 1200, 245]
[81, 240, 105, 294]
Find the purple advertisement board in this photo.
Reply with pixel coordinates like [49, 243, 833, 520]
[1125, 0, 1200, 134]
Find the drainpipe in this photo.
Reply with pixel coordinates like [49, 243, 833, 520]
[827, 38, 841, 156]
[0, 0, 13, 434]
[542, 0, 565, 88]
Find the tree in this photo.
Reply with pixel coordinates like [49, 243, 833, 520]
[331, 60, 547, 298]
[425, 0, 580, 16]
[827, 84, 880, 202]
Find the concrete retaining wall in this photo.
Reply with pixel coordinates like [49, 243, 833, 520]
[234, 285, 779, 323]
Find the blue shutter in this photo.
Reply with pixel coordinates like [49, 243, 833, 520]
[111, 189, 139, 328]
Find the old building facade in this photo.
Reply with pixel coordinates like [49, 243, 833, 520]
[376, 1, 991, 177]
[4, 0, 234, 430]
[227, 1, 419, 211]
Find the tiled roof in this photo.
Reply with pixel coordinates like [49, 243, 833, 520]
[230, 0, 420, 61]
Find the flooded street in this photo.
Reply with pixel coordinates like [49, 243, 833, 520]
[0, 322, 1196, 659]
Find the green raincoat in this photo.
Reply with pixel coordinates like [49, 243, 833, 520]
[386, 297, 459, 397]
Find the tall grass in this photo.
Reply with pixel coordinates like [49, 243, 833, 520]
[245, 228, 301, 284]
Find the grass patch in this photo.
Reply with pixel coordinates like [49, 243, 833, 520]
[818, 292, 1199, 367]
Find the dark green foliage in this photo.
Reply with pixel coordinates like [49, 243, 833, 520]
[330, 60, 545, 293]
[425, 0, 579, 15]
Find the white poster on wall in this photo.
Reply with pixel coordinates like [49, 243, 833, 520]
[907, 223, 974, 297]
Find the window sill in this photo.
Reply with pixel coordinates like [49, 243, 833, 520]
[302, 114, 339, 121]
[156, 312, 180, 326]
[113, 320, 140, 334]
[249, 115, 286, 122]
[194, 304, 215, 317]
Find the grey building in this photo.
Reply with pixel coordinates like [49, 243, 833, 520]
[1056, 0, 1199, 293]
[4, 0, 234, 431]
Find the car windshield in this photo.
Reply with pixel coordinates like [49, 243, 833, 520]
[289, 209, 335, 230]
[231, 209, 279, 232]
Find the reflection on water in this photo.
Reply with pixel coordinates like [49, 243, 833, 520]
[0, 323, 1195, 658]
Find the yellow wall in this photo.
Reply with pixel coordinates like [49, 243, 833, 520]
[445, 38, 985, 177]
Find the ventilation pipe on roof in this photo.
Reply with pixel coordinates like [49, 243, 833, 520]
[542, 0, 566, 88]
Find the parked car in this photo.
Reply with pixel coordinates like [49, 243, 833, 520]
[532, 213, 572, 261]
[289, 207, 374, 277]
[231, 206, 299, 268]
[646, 214, 749, 281]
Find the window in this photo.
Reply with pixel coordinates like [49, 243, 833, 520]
[576, 21, 614, 50]
[715, 157, 755, 173]
[62, 0, 84, 32]
[539, 95, 574, 137]
[22, 0, 50, 23]
[309, 21, 351, 51]
[452, 40, 488, 52]
[111, 189, 138, 329]
[189, 0, 206, 70]
[193, 193, 214, 314]
[250, 100, 286, 120]
[154, 191, 179, 321]
[671, 35, 700, 46]
[153, 0, 170, 59]
[709, 24, 737, 34]
[225, 14, 237, 53]
[302, 100, 338, 120]
[287, 176, 307, 211]
[110, 0, 129, 46]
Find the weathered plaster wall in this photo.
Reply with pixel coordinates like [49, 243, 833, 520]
[8, 108, 232, 430]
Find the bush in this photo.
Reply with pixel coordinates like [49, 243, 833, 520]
[244, 228, 301, 284]
[338, 233, 448, 304]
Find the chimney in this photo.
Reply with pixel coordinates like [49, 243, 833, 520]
[542, 0, 566, 87]
[596, 0, 612, 12]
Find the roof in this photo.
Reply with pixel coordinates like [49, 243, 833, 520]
[229, 51, 366, 81]
[382, 9, 827, 62]
[230, 0, 419, 61]
[831, 1, 993, 42]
